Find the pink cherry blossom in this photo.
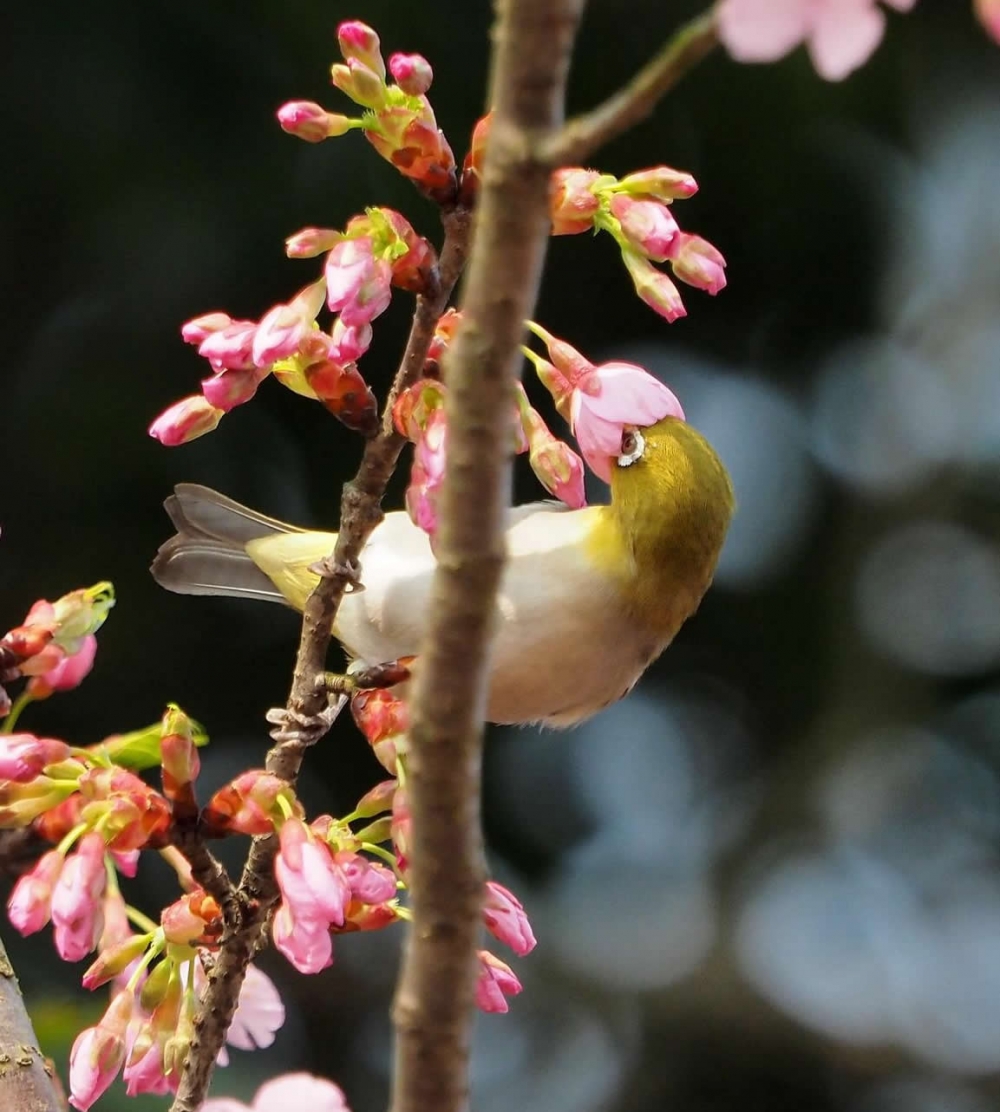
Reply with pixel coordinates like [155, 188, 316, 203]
[609, 194, 679, 262]
[198, 319, 258, 372]
[51, 832, 107, 961]
[475, 950, 523, 1014]
[325, 236, 393, 326]
[717, 0, 918, 82]
[148, 395, 224, 446]
[26, 633, 97, 698]
[334, 850, 398, 905]
[68, 991, 132, 1111]
[389, 52, 434, 96]
[252, 279, 326, 367]
[181, 311, 232, 346]
[0, 734, 70, 781]
[571, 362, 685, 483]
[202, 1072, 351, 1112]
[483, 881, 537, 957]
[220, 963, 286, 1057]
[275, 818, 350, 927]
[669, 233, 727, 295]
[405, 407, 447, 539]
[272, 901, 334, 974]
[7, 849, 64, 934]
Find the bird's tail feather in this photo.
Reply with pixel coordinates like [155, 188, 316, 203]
[151, 484, 296, 603]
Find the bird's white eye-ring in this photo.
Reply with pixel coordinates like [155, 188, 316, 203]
[617, 428, 645, 468]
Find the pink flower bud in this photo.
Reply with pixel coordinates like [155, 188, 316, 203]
[26, 633, 97, 698]
[82, 932, 149, 990]
[325, 236, 392, 326]
[389, 52, 433, 96]
[337, 20, 386, 80]
[149, 395, 224, 446]
[329, 317, 373, 363]
[483, 881, 537, 957]
[180, 311, 232, 345]
[331, 58, 386, 109]
[161, 890, 222, 945]
[617, 165, 698, 201]
[351, 688, 408, 775]
[334, 850, 398, 906]
[7, 849, 63, 934]
[475, 950, 522, 1013]
[669, 232, 727, 294]
[51, 832, 107, 962]
[49, 584, 114, 653]
[159, 707, 201, 804]
[405, 407, 447, 540]
[0, 734, 71, 781]
[621, 251, 687, 323]
[69, 991, 132, 1111]
[200, 366, 267, 412]
[252, 279, 326, 367]
[549, 167, 605, 235]
[391, 787, 411, 876]
[277, 101, 351, 143]
[197, 319, 257, 371]
[285, 227, 341, 259]
[202, 769, 286, 836]
[609, 194, 679, 262]
[528, 425, 587, 509]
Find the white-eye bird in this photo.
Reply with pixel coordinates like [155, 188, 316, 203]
[151, 417, 734, 726]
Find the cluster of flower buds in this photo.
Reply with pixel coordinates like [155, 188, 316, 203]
[70, 945, 284, 1108]
[278, 21, 457, 203]
[389, 312, 589, 540]
[150, 205, 440, 447]
[523, 323, 685, 483]
[550, 164, 726, 321]
[0, 583, 114, 717]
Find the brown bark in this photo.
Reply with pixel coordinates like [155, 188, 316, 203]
[0, 930, 65, 1112]
[387, 3, 587, 1111]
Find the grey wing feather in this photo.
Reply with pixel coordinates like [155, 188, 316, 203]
[166, 483, 305, 544]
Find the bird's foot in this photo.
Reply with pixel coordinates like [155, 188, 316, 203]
[317, 656, 415, 698]
[308, 554, 365, 593]
[265, 696, 346, 747]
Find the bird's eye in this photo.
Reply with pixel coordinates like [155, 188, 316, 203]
[617, 428, 645, 468]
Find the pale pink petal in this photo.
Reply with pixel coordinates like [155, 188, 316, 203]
[225, 964, 286, 1052]
[200, 1101, 250, 1112]
[808, 1, 886, 81]
[716, 0, 812, 62]
[882, 0, 917, 10]
[254, 1072, 350, 1112]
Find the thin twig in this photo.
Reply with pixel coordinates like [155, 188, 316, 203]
[542, 9, 718, 167]
[168, 205, 473, 1112]
[387, 2, 587, 1110]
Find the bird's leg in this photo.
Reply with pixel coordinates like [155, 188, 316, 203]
[317, 656, 415, 698]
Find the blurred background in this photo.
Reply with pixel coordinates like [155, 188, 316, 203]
[4, 0, 1000, 1109]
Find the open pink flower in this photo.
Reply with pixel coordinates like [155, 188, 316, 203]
[717, 0, 917, 81]
[570, 361, 685, 482]
[325, 236, 392, 327]
[272, 901, 333, 974]
[202, 1073, 351, 1112]
[275, 819, 350, 927]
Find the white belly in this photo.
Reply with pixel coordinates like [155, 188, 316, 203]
[333, 504, 659, 726]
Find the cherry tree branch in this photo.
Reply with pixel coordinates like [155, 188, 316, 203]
[542, 8, 718, 167]
[168, 207, 472, 1112]
[0, 929, 65, 1112]
[387, 2, 587, 1110]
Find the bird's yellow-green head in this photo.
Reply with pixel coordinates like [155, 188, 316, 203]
[587, 416, 735, 630]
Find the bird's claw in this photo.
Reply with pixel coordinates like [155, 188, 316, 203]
[265, 696, 346, 747]
[317, 656, 414, 698]
[308, 554, 365, 593]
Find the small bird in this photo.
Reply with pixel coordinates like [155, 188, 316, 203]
[152, 416, 734, 726]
